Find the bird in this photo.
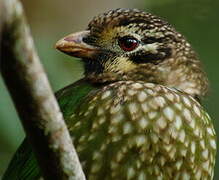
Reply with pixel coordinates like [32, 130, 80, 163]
[3, 8, 216, 180]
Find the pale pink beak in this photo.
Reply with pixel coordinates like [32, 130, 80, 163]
[55, 30, 98, 58]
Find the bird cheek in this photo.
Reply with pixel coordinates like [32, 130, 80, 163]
[104, 57, 137, 73]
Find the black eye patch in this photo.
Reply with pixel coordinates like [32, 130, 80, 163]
[129, 47, 172, 64]
[142, 36, 164, 44]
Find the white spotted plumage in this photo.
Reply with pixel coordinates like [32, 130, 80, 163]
[69, 81, 216, 180]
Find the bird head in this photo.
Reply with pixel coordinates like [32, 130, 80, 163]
[56, 8, 208, 99]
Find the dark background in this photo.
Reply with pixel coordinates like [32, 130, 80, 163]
[0, 0, 218, 178]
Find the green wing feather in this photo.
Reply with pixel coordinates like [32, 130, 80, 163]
[2, 79, 98, 180]
[2, 138, 40, 180]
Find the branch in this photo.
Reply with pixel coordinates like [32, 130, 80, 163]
[0, 0, 86, 179]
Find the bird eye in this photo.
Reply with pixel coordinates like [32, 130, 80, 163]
[118, 36, 139, 51]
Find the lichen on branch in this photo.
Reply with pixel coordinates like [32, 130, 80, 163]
[0, 0, 86, 179]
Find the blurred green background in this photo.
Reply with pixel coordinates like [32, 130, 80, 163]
[0, 0, 219, 178]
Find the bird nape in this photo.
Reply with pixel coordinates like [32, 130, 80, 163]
[3, 8, 216, 180]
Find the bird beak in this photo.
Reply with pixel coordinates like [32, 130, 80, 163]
[55, 30, 98, 58]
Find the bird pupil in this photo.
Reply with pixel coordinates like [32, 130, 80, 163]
[125, 39, 136, 48]
[119, 36, 138, 51]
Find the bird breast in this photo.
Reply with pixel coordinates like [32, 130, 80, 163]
[68, 81, 216, 180]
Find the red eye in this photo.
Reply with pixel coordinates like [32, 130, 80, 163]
[119, 36, 139, 51]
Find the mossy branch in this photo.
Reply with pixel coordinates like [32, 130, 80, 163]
[0, 0, 86, 179]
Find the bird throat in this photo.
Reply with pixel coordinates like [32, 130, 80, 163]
[85, 60, 208, 100]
